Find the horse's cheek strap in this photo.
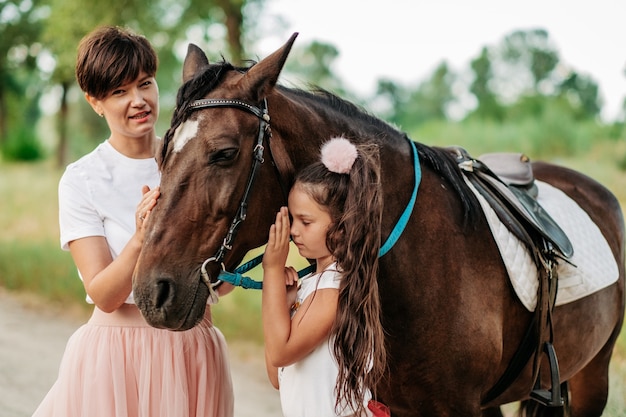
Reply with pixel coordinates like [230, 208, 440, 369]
[267, 136, 295, 203]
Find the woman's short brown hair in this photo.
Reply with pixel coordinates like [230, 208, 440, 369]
[75, 26, 158, 100]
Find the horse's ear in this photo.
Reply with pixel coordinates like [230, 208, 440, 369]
[183, 44, 210, 83]
[240, 32, 298, 101]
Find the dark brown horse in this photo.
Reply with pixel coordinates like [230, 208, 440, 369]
[133, 33, 625, 416]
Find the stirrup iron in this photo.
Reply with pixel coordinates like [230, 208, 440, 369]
[530, 342, 564, 407]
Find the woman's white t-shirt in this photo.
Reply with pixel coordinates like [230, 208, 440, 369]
[58, 140, 160, 304]
[278, 263, 372, 417]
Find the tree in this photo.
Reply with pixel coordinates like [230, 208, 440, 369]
[0, 0, 46, 147]
[282, 40, 346, 95]
[489, 29, 560, 103]
[377, 62, 455, 130]
[213, 0, 244, 64]
[559, 71, 601, 119]
[41, 0, 255, 166]
[468, 28, 603, 123]
[42, 0, 101, 166]
[468, 47, 504, 121]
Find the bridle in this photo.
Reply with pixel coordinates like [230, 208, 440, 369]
[184, 98, 272, 289]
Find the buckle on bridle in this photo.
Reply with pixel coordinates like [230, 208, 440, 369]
[200, 257, 225, 289]
[253, 144, 265, 163]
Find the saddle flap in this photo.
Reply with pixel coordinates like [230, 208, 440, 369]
[475, 171, 574, 259]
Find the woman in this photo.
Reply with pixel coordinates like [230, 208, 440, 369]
[33, 26, 234, 417]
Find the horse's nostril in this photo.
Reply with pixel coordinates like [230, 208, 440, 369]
[155, 279, 174, 309]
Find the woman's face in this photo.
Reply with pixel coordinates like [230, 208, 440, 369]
[288, 185, 333, 266]
[88, 71, 159, 141]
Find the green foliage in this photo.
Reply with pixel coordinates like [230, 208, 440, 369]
[617, 157, 626, 173]
[0, 0, 47, 146]
[1, 126, 46, 161]
[377, 61, 455, 129]
[459, 28, 602, 125]
[282, 40, 345, 95]
[469, 47, 505, 121]
[3, 6, 618, 170]
[558, 72, 602, 119]
[410, 110, 608, 160]
[0, 241, 83, 303]
[213, 285, 263, 342]
[371, 28, 607, 135]
[500, 28, 560, 93]
[608, 121, 625, 142]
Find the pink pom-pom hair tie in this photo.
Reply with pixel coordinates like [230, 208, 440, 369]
[320, 137, 358, 174]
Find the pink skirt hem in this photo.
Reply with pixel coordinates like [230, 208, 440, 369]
[32, 304, 234, 417]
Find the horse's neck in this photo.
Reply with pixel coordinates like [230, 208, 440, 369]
[272, 91, 407, 167]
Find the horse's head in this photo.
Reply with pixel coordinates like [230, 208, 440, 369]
[133, 33, 299, 330]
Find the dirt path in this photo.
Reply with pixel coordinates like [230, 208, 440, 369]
[0, 289, 281, 417]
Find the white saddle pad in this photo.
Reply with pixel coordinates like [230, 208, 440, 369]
[465, 179, 619, 311]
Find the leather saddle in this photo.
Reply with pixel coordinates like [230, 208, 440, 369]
[448, 146, 573, 260]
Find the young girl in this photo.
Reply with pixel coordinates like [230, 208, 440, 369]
[262, 137, 389, 417]
[32, 26, 233, 417]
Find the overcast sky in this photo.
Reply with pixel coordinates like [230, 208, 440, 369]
[257, 0, 626, 121]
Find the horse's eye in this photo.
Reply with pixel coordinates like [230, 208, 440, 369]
[208, 148, 239, 165]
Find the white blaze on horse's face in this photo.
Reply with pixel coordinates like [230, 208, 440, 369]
[172, 118, 200, 153]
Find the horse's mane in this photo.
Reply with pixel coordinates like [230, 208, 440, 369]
[417, 144, 481, 228]
[163, 61, 481, 227]
[283, 86, 396, 137]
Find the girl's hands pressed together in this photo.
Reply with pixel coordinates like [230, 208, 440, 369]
[263, 206, 299, 314]
[262, 206, 291, 276]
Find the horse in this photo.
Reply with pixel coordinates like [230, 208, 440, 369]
[133, 33, 625, 416]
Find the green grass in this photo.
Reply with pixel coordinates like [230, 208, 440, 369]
[0, 241, 83, 302]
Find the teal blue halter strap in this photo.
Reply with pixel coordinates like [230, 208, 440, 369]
[379, 140, 421, 257]
[217, 140, 421, 290]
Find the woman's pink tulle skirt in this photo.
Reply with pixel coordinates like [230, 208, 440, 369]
[32, 304, 234, 417]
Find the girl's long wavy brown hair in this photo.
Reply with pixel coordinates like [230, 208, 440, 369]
[294, 140, 385, 416]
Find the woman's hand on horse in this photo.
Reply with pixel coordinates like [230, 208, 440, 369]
[262, 206, 291, 275]
[135, 185, 160, 233]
